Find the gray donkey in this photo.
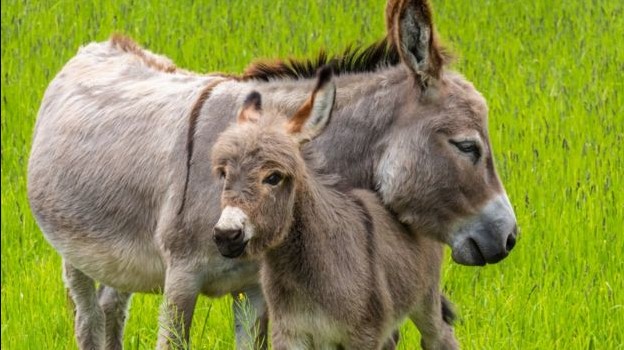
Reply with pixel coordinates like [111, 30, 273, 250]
[28, 0, 517, 348]
[212, 66, 458, 349]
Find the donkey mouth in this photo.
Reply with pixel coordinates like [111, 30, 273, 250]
[449, 193, 517, 266]
[451, 238, 486, 266]
[216, 241, 248, 259]
[452, 235, 513, 266]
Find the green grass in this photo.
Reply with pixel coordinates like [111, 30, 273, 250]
[2, 0, 623, 349]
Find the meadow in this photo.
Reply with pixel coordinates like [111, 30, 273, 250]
[1, 0, 623, 349]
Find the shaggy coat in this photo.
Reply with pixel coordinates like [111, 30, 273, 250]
[212, 69, 458, 349]
[27, 0, 517, 348]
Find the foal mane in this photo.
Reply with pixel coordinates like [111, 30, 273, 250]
[243, 38, 401, 81]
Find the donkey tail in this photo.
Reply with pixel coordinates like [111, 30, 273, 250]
[441, 294, 456, 325]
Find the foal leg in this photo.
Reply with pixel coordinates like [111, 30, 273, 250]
[97, 285, 132, 350]
[271, 324, 310, 350]
[381, 330, 400, 350]
[63, 259, 105, 350]
[344, 326, 384, 350]
[232, 284, 268, 350]
[409, 293, 458, 350]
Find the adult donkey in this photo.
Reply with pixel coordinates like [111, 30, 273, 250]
[28, 0, 517, 349]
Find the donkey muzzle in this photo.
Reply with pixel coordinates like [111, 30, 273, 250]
[214, 206, 253, 258]
[451, 194, 518, 266]
[213, 227, 247, 258]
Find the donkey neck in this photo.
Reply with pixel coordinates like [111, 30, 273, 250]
[250, 66, 410, 190]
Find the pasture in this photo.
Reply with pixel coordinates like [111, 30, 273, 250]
[1, 0, 622, 349]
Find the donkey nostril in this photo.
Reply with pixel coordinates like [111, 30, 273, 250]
[213, 231, 226, 244]
[231, 229, 243, 242]
[213, 228, 243, 244]
[505, 232, 517, 252]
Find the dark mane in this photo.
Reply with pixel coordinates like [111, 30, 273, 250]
[243, 38, 400, 81]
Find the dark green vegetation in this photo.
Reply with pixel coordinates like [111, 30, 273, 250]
[2, 0, 622, 348]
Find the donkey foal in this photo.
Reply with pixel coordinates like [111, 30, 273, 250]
[211, 67, 458, 350]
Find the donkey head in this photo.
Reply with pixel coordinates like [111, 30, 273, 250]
[212, 67, 335, 258]
[377, 0, 517, 265]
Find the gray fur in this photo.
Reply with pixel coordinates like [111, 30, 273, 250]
[98, 286, 132, 350]
[212, 77, 459, 348]
[28, 1, 516, 348]
[63, 261, 106, 349]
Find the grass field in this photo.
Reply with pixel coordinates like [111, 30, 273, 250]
[2, 0, 623, 349]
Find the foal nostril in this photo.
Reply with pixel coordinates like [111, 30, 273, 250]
[505, 232, 517, 252]
[213, 228, 244, 244]
[231, 229, 243, 242]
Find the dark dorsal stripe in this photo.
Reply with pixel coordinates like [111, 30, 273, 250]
[178, 78, 229, 215]
[243, 38, 400, 81]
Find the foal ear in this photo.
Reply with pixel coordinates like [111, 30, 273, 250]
[286, 66, 336, 144]
[237, 91, 262, 124]
[386, 0, 447, 89]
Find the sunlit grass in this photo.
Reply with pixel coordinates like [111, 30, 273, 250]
[2, 0, 622, 349]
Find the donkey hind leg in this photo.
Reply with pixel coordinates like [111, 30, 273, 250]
[409, 294, 458, 350]
[97, 285, 132, 350]
[63, 260, 105, 350]
[232, 285, 269, 350]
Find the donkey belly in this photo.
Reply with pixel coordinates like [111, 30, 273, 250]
[51, 226, 166, 293]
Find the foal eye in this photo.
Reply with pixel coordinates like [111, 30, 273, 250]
[450, 140, 481, 163]
[263, 172, 283, 186]
[218, 169, 226, 179]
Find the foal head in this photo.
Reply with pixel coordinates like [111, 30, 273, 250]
[211, 68, 335, 258]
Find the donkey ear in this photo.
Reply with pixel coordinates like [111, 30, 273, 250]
[237, 91, 262, 124]
[286, 66, 336, 144]
[386, 0, 447, 89]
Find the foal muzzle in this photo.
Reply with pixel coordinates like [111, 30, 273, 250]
[213, 206, 253, 258]
[213, 227, 247, 258]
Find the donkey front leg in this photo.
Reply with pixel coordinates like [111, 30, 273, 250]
[410, 293, 458, 350]
[232, 285, 268, 350]
[157, 267, 200, 349]
[63, 259, 105, 350]
[97, 285, 132, 350]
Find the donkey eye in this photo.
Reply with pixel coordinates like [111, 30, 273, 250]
[450, 140, 481, 163]
[263, 172, 283, 186]
[217, 168, 226, 179]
